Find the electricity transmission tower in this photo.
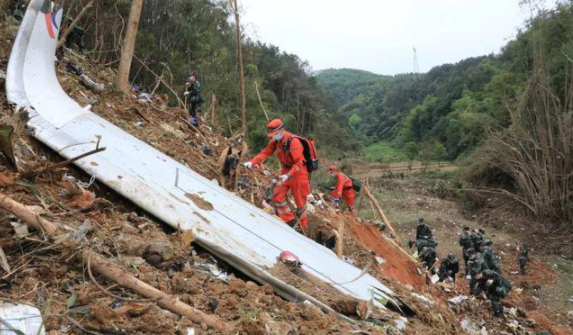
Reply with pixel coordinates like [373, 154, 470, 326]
[413, 47, 420, 77]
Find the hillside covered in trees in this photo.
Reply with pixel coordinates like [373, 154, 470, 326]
[316, 2, 573, 161]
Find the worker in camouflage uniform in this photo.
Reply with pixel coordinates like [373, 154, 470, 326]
[409, 237, 438, 255]
[416, 217, 433, 241]
[419, 246, 437, 271]
[438, 253, 460, 283]
[467, 247, 486, 296]
[459, 226, 473, 274]
[480, 239, 501, 273]
[482, 269, 512, 317]
[474, 228, 486, 247]
[183, 72, 204, 122]
[518, 243, 530, 275]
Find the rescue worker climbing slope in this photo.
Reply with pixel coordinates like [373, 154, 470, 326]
[329, 164, 356, 215]
[243, 119, 311, 229]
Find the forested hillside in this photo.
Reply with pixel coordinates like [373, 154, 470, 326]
[318, 1, 573, 160]
[44, 0, 358, 154]
[316, 4, 573, 160]
[316, 55, 517, 159]
[317, 2, 573, 222]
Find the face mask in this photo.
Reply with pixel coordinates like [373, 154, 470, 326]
[273, 133, 284, 141]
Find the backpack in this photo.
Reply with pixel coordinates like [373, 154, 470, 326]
[350, 178, 362, 193]
[285, 136, 319, 173]
[459, 233, 473, 248]
[497, 278, 512, 298]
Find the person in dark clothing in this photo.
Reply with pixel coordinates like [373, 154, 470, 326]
[467, 248, 486, 296]
[410, 238, 438, 255]
[419, 246, 437, 271]
[184, 73, 204, 119]
[482, 269, 512, 317]
[481, 239, 501, 273]
[459, 226, 473, 273]
[438, 253, 460, 283]
[9, 0, 26, 21]
[416, 217, 433, 241]
[474, 228, 486, 247]
[518, 243, 530, 275]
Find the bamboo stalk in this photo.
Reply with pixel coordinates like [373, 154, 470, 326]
[362, 179, 400, 244]
[230, 0, 247, 135]
[254, 81, 269, 121]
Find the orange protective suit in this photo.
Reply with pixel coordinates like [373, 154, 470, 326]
[332, 171, 356, 215]
[251, 132, 311, 228]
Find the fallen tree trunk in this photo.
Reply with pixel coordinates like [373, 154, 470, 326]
[0, 192, 231, 331]
[84, 250, 231, 331]
[363, 179, 400, 244]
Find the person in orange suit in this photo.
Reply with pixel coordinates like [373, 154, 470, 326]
[243, 119, 311, 229]
[329, 164, 356, 215]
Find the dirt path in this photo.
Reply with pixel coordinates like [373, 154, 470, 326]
[351, 161, 458, 181]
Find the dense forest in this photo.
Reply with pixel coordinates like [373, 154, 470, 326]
[316, 1, 573, 223]
[316, 2, 573, 161]
[316, 55, 520, 160]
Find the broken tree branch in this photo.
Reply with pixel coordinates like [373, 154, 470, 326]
[20, 146, 106, 179]
[133, 55, 186, 109]
[0, 192, 231, 332]
[0, 246, 10, 273]
[254, 81, 269, 121]
[363, 178, 400, 244]
[57, 1, 94, 49]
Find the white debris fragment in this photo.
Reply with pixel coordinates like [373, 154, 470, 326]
[10, 221, 29, 239]
[448, 295, 468, 305]
[411, 292, 435, 305]
[0, 302, 45, 335]
[394, 316, 408, 330]
[460, 318, 487, 335]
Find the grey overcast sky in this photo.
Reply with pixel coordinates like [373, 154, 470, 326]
[241, 0, 551, 75]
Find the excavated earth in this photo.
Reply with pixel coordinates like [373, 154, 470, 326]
[1, 17, 572, 335]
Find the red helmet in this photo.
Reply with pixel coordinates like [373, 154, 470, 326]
[267, 119, 284, 137]
[329, 164, 338, 172]
[279, 250, 300, 265]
